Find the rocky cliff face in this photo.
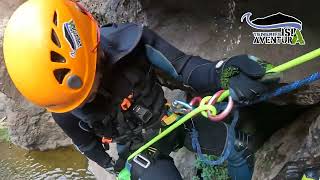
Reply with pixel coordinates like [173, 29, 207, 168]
[80, 0, 147, 25]
[253, 107, 320, 180]
[0, 0, 320, 179]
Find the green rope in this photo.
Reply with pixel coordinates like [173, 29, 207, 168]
[267, 48, 320, 73]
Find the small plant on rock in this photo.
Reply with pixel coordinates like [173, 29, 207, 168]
[193, 155, 230, 180]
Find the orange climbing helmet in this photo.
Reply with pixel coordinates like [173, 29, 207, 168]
[3, 0, 100, 113]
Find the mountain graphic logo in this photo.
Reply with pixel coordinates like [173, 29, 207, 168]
[241, 12, 305, 45]
[241, 12, 302, 30]
[63, 20, 82, 58]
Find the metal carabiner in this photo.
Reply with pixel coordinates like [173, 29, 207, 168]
[207, 90, 234, 122]
[171, 100, 193, 114]
[189, 96, 202, 107]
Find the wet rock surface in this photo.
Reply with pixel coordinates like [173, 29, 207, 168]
[7, 102, 71, 150]
[0, 92, 71, 150]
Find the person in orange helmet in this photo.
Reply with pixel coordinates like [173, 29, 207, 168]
[3, 0, 280, 179]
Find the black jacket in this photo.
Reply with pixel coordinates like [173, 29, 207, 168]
[52, 23, 222, 169]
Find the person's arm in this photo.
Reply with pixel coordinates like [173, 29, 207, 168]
[139, 26, 221, 94]
[139, 26, 277, 102]
[52, 113, 113, 169]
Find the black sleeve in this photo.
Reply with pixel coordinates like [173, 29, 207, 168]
[52, 112, 112, 169]
[140, 26, 221, 94]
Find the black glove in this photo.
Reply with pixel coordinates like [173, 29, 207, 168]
[114, 158, 126, 173]
[104, 158, 126, 174]
[130, 155, 182, 180]
[216, 55, 280, 104]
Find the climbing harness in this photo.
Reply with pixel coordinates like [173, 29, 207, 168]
[118, 48, 320, 180]
[118, 103, 217, 180]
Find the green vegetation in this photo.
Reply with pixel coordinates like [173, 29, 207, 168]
[193, 155, 230, 180]
[0, 127, 9, 142]
[220, 66, 239, 89]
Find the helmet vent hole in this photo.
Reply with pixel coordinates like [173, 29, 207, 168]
[54, 68, 70, 84]
[51, 29, 61, 48]
[53, 11, 58, 26]
[51, 51, 65, 63]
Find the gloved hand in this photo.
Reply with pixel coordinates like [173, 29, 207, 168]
[104, 160, 116, 174]
[114, 158, 126, 172]
[104, 158, 126, 174]
[216, 55, 280, 104]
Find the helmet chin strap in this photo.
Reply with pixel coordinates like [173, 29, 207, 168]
[83, 46, 108, 105]
[85, 74, 102, 104]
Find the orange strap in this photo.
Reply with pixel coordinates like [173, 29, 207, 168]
[161, 114, 178, 125]
[120, 93, 133, 111]
[121, 98, 131, 110]
[102, 137, 112, 144]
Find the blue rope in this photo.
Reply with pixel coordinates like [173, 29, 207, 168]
[191, 109, 239, 166]
[258, 72, 320, 102]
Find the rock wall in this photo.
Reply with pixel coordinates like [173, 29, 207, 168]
[253, 107, 320, 180]
[80, 0, 147, 25]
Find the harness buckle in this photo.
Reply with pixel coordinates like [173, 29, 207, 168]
[132, 105, 153, 123]
[133, 155, 151, 169]
[161, 113, 178, 125]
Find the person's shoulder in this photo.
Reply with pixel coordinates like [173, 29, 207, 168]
[100, 23, 144, 64]
[100, 22, 143, 31]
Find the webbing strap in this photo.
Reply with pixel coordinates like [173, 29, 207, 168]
[191, 108, 239, 166]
